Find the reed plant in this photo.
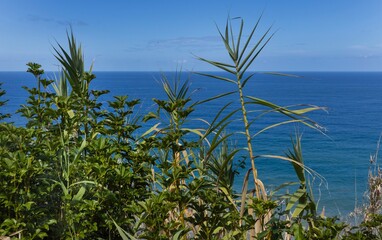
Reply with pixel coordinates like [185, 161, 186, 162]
[366, 134, 382, 219]
[197, 17, 327, 238]
[0, 17, 381, 240]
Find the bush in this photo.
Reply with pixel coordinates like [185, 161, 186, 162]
[0, 18, 380, 240]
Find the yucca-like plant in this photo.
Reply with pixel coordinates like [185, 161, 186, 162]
[52, 71, 69, 98]
[198, 17, 325, 237]
[53, 31, 89, 98]
[53, 31, 100, 143]
[139, 72, 249, 239]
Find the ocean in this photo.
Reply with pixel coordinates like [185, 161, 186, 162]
[1, 71, 381, 218]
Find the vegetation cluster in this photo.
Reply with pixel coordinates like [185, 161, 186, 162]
[0, 19, 381, 239]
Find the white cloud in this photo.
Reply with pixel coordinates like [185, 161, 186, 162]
[27, 15, 88, 27]
[125, 36, 223, 53]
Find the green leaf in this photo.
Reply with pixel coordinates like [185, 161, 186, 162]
[53, 180, 68, 196]
[194, 91, 236, 106]
[72, 186, 86, 201]
[252, 119, 303, 138]
[67, 109, 74, 119]
[181, 128, 205, 138]
[216, 20, 236, 60]
[196, 57, 236, 74]
[286, 135, 306, 184]
[238, 28, 273, 74]
[195, 72, 236, 84]
[239, 168, 252, 220]
[269, 181, 299, 196]
[262, 72, 302, 78]
[140, 123, 161, 138]
[213, 226, 224, 235]
[292, 200, 308, 218]
[292, 223, 306, 240]
[172, 230, 184, 240]
[69, 180, 96, 188]
[234, 19, 244, 60]
[219, 186, 238, 212]
[112, 219, 137, 240]
[23, 201, 35, 210]
[241, 72, 255, 88]
[285, 188, 306, 212]
[289, 107, 321, 115]
[237, 15, 263, 63]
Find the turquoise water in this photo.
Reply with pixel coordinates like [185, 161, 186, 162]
[1, 71, 381, 217]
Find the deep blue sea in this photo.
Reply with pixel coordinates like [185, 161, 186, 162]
[1, 71, 381, 218]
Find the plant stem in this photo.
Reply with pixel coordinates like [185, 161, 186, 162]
[236, 73, 262, 199]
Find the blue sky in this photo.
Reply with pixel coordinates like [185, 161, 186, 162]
[0, 0, 381, 71]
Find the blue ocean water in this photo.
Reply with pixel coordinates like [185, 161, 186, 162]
[1, 71, 381, 218]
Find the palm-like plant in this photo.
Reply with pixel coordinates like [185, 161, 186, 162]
[197, 17, 325, 236]
[52, 71, 69, 98]
[52, 30, 98, 142]
[53, 31, 88, 98]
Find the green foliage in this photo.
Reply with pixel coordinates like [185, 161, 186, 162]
[345, 214, 382, 239]
[0, 19, 380, 240]
[196, 18, 325, 216]
[0, 83, 10, 121]
[195, 16, 330, 240]
[0, 32, 153, 239]
[284, 135, 317, 218]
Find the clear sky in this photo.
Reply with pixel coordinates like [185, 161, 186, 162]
[0, 0, 381, 72]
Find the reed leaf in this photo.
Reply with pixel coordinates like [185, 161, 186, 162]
[252, 119, 304, 139]
[237, 27, 273, 74]
[219, 186, 239, 212]
[234, 18, 244, 60]
[237, 15, 262, 64]
[246, 96, 322, 115]
[194, 91, 236, 105]
[259, 154, 326, 183]
[239, 168, 252, 225]
[241, 72, 256, 88]
[112, 219, 137, 240]
[201, 103, 238, 140]
[195, 72, 236, 84]
[216, 21, 236, 60]
[196, 57, 236, 74]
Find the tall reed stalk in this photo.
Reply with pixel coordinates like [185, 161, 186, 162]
[197, 17, 272, 199]
[198, 17, 324, 236]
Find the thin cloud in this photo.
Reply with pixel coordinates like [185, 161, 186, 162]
[347, 44, 382, 60]
[147, 36, 220, 48]
[125, 36, 223, 53]
[360, 54, 382, 59]
[349, 45, 369, 50]
[27, 15, 88, 26]
[349, 44, 382, 51]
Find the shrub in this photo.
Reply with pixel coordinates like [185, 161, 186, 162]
[0, 18, 380, 240]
